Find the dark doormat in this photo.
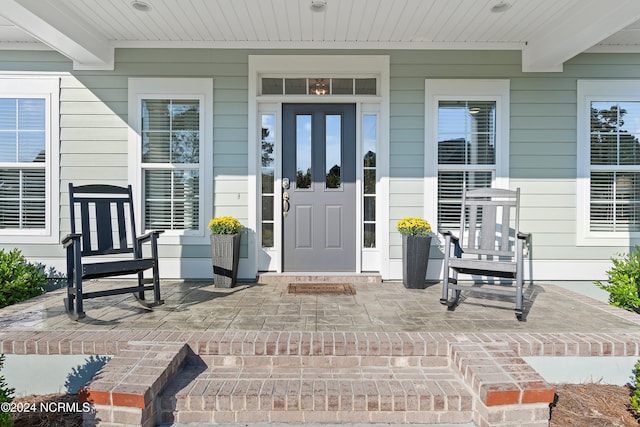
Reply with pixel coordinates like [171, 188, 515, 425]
[288, 283, 356, 295]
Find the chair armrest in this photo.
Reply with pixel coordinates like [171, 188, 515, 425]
[517, 232, 531, 245]
[137, 230, 165, 243]
[441, 230, 463, 257]
[441, 230, 459, 243]
[517, 232, 532, 256]
[62, 233, 82, 248]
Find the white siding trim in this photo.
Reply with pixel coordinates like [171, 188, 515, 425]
[248, 55, 390, 278]
[127, 78, 213, 245]
[0, 76, 60, 244]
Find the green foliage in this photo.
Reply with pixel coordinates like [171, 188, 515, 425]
[0, 249, 46, 309]
[595, 246, 640, 313]
[630, 359, 640, 415]
[0, 354, 14, 426]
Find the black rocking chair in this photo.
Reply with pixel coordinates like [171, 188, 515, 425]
[62, 184, 164, 320]
[440, 187, 531, 320]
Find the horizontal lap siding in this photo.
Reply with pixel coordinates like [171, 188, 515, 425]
[115, 49, 250, 259]
[510, 75, 577, 256]
[389, 51, 640, 263]
[388, 50, 526, 260]
[3, 49, 251, 262]
[511, 54, 640, 261]
[4, 48, 640, 275]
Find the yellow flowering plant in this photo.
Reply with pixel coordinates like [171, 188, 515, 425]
[396, 217, 432, 236]
[208, 216, 243, 235]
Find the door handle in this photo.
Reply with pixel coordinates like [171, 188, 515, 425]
[283, 191, 290, 217]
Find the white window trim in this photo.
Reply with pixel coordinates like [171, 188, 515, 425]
[248, 55, 390, 277]
[128, 78, 213, 244]
[424, 79, 510, 232]
[577, 80, 640, 246]
[0, 76, 60, 244]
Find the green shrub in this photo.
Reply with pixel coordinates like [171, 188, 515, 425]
[595, 246, 640, 313]
[0, 354, 14, 427]
[631, 359, 640, 416]
[0, 249, 46, 309]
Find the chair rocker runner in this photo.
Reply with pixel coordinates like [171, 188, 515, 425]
[440, 187, 531, 320]
[62, 184, 164, 320]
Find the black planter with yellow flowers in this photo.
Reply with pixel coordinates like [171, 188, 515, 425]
[397, 217, 433, 289]
[210, 233, 241, 288]
[402, 234, 431, 289]
[208, 216, 244, 288]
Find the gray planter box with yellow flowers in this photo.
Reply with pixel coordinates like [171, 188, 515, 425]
[397, 217, 433, 289]
[209, 216, 243, 288]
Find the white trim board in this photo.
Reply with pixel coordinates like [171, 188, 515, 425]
[248, 55, 391, 278]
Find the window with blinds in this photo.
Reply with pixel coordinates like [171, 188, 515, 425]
[437, 100, 496, 229]
[590, 102, 640, 232]
[141, 99, 200, 231]
[0, 98, 46, 230]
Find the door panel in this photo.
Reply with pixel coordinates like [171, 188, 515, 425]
[295, 205, 313, 248]
[282, 103, 356, 271]
[325, 205, 342, 248]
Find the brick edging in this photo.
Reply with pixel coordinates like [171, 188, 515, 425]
[2, 330, 640, 357]
[9, 331, 634, 427]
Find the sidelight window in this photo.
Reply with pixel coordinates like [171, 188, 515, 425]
[261, 113, 276, 247]
[363, 114, 377, 248]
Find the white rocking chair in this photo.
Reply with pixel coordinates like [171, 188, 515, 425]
[440, 187, 531, 320]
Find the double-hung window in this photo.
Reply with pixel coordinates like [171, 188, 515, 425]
[0, 77, 59, 243]
[577, 80, 640, 245]
[128, 79, 213, 242]
[425, 80, 510, 231]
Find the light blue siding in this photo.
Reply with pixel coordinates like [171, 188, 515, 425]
[3, 48, 640, 276]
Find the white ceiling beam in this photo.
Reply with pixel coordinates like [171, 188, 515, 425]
[0, 0, 114, 70]
[522, 0, 640, 72]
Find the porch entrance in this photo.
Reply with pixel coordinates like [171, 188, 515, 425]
[282, 103, 356, 271]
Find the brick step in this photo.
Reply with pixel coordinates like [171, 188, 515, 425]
[79, 332, 555, 426]
[158, 356, 474, 425]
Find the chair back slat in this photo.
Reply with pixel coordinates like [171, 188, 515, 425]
[459, 187, 520, 258]
[501, 203, 511, 251]
[481, 204, 497, 251]
[95, 200, 115, 254]
[79, 200, 92, 253]
[116, 202, 129, 251]
[69, 183, 136, 257]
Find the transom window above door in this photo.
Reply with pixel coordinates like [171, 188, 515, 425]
[261, 77, 377, 96]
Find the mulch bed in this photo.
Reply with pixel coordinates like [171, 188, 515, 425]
[11, 393, 83, 427]
[549, 383, 640, 426]
[9, 383, 640, 426]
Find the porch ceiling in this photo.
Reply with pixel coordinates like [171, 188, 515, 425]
[1, 0, 640, 71]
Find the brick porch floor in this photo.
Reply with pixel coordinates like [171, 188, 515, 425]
[1, 279, 639, 426]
